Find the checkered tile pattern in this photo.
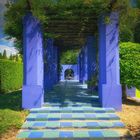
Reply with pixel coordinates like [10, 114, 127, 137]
[26, 113, 120, 121]
[17, 129, 124, 139]
[22, 121, 125, 129]
[30, 107, 115, 113]
[17, 107, 128, 139]
[43, 102, 101, 107]
[17, 82, 129, 139]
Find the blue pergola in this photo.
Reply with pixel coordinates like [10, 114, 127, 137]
[22, 12, 122, 111]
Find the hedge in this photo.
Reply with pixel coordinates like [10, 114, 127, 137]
[0, 59, 23, 93]
[120, 42, 140, 89]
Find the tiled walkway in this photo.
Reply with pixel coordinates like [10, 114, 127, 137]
[44, 81, 100, 107]
[17, 81, 130, 139]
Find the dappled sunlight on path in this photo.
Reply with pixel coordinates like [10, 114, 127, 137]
[44, 80, 100, 107]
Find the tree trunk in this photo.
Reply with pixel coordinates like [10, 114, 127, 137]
[122, 85, 127, 101]
[26, 0, 32, 11]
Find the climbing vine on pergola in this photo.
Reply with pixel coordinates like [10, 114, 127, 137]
[5, 0, 130, 51]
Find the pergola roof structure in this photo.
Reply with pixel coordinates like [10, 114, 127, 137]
[45, 15, 98, 50]
[24, 0, 119, 51]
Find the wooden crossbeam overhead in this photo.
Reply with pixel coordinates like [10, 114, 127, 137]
[45, 18, 97, 49]
[43, 5, 99, 50]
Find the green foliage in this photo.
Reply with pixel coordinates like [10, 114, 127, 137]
[0, 109, 23, 135]
[15, 54, 19, 61]
[4, 0, 130, 51]
[87, 76, 98, 88]
[9, 54, 13, 60]
[119, 1, 140, 42]
[134, 7, 140, 43]
[120, 27, 134, 42]
[120, 42, 140, 89]
[8, 54, 23, 62]
[0, 59, 23, 93]
[60, 50, 79, 64]
[0, 90, 28, 135]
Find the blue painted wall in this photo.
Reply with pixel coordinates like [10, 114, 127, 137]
[60, 64, 79, 81]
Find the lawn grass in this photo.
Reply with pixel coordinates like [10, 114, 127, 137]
[136, 89, 140, 98]
[0, 90, 28, 136]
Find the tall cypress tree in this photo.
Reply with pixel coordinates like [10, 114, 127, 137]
[15, 54, 19, 62]
[0, 53, 3, 59]
[9, 54, 13, 60]
[3, 50, 7, 59]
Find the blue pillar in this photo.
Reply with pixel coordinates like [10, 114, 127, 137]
[44, 38, 54, 91]
[78, 55, 80, 82]
[80, 48, 85, 83]
[54, 46, 58, 84]
[57, 47, 60, 82]
[98, 12, 122, 111]
[44, 39, 58, 91]
[83, 46, 88, 82]
[78, 51, 83, 83]
[79, 47, 87, 83]
[22, 13, 44, 109]
[86, 36, 96, 81]
[53, 46, 58, 84]
[80, 36, 96, 84]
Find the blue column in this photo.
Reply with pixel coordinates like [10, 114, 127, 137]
[57, 48, 60, 82]
[54, 46, 58, 84]
[98, 12, 122, 111]
[78, 55, 80, 82]
[44, 39, 58, 91]
[83, 46, 88, 82]
[86, 36, 96, 81]
[78, 52, 83, 83]
[44, 38, 54, 91]
[22, 13, 44, 109]
[80, 48, 85, 83]
[53, 46, 58, 84]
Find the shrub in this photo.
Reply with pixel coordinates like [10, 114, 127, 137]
[60, 50, 79, 64]
[120, 42, 140, 98]
[0, 59, 23, 93]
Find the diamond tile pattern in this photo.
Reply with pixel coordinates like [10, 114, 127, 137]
[17, 81, 129, 139]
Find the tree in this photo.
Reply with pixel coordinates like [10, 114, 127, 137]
[3, 50, 7, 59]
[0, 53, 3, 59]
[60, 50, 79, 64]
[119, 2, 140, 42]
[15, 54, 19, 62]
[120, 42, 140, 99]
[9, 54, 13, 60]
[134, 21, 140, 43]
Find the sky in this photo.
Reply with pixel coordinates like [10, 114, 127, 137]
[0, 0, 18, 56]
